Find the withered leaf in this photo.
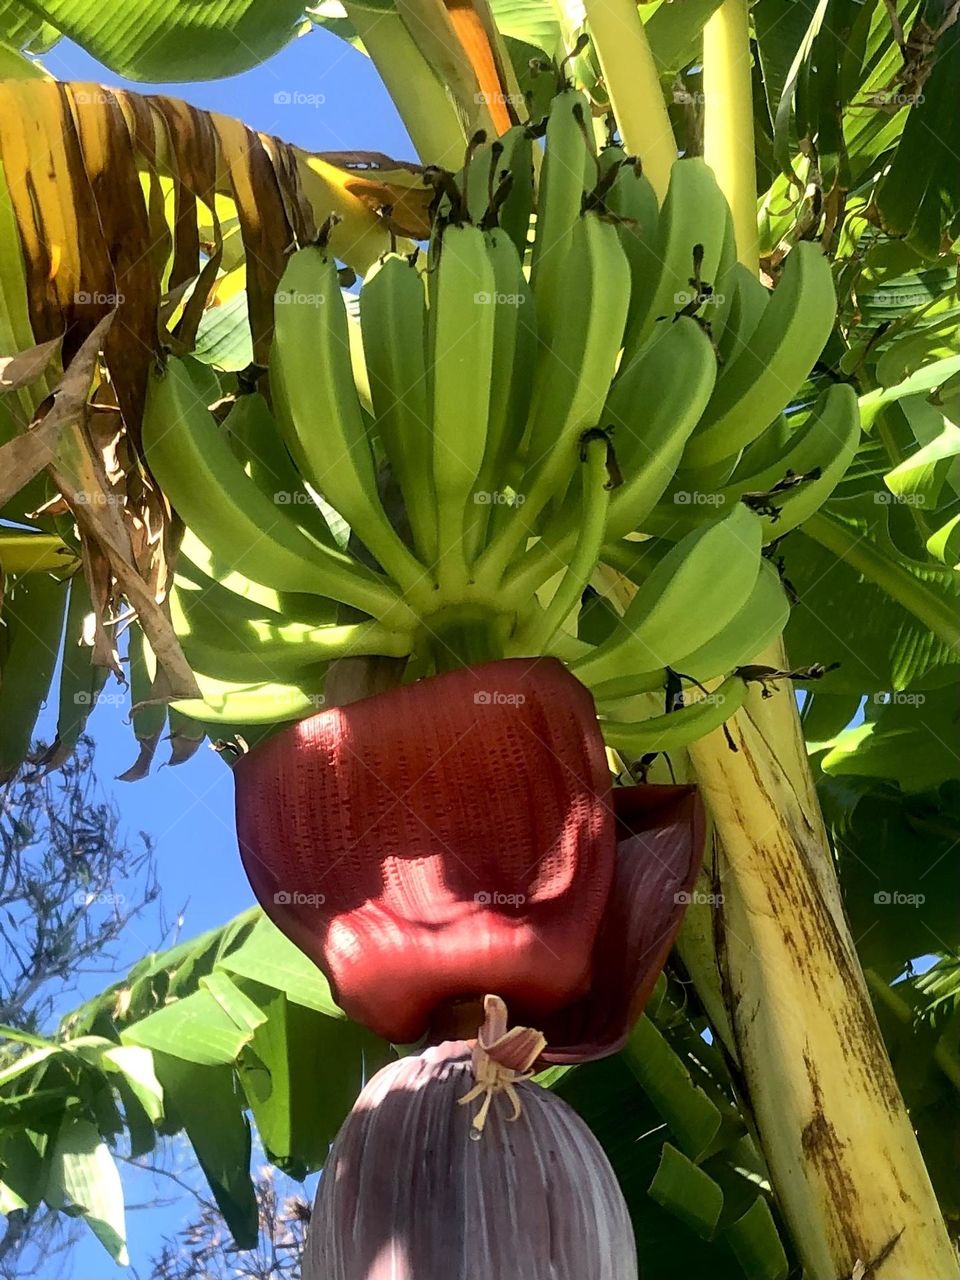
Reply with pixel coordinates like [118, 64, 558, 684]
[0, 316, 112, 509]
[0, 335, 62, 391]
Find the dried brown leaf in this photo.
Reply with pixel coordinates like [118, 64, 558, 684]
[0, 315, 112, 508]
[0, 335, 62, 390]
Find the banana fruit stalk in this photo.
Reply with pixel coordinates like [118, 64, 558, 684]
[140, 85, 853, 740]
[689, 705, 960, 1280]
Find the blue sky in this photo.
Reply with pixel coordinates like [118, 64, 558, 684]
[33, 23, 415, 1277]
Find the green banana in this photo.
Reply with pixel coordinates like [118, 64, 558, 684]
[602, 149, 661, 352]
[530, 89, 595, 347]
[269, 241, 430, 598]
[178, 528, 288, 615]
[648, 383, 861, 541]
[682, 242, 838, 468]
[571, 504, 764, 688]
[430, 221, 497, 591]
[461, 124, 534, 259]
[605, 318, 719, 538]
[478, 211, 631, 586]
[715, 261, 769, 368]
[524, 211, 631, 489]
[0, 573, 68, 781]
[464, 226, 538, 558]
[498, 316, 718, 602]
[359, 252, 436, 563]
[601, 675, 748, 756]
[173, 670, 328, 726]
[173, 553, 331, 629]
[223, 389, 338, 549]
[723, 412, 794, 484]
[672, 560, 790, 681]
[0, 531, 78, 577]
[622, 157, 735, 361]
[592, 560, 789, 702]
[512, 431, 612, 655]
[169, 574, 413, 683]
[142, 357, 414, 628]
[724, 384, 861, 535]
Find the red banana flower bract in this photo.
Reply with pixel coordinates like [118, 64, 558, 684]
[234, 658, 704, 1057]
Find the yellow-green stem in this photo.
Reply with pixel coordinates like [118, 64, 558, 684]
[582, 0, 677, 201]
[344, 3, 467, 168]
[702, 0, 759, 272]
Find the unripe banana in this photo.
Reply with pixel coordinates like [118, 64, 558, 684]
[269, 242, 430, 598]
[646, 385, 860, 541]
[430, 221, 497, 590]
[499, 316, 717, 602]
[142, 357, 415, 629]
[587, 559, 788, 704]
[682, 242, 838, 468]
[512, 431, 612, 654]
[173, 671, 327, 726]
[571, 505, 763, 688]
[715, 261, 769, 368]
[530, 89, 594, 347]
[169, 575, 412, 684]
[223, 389, 338, 549]
[724, 383, 860, 520]
[478, 212, 630, 588]
[763, 389, 860, 533]
[461, 124, 534, 258]
[602, 150, 661, 353]
[670, 560, 790, 682]
[359, 252, 436, 563]
[622, 157, 735, 361]
[0, 532, 78, 576]
[524, 211, 630, 482]
[602, 674, 748, 756]
[178, 528, 288, 616]
[464, 226, 538, 559]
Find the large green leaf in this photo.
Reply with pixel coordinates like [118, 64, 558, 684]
[216, 913, 345, 1016]
[754, 0, 820, 132]
[153, 1055, 259, 1248]
[784, 495, 960, 693]
[0, 0, 58, 52]
[876, 10, 960, 258]
[14, 907, 390, 1252]
[821, 692, 960, 792]
[823, 775, 960, 975]
[44, 1116, 127, 1263]
[236, 983, 390, 1177]
[644, 0, 723, 74]
[490, 0, 564, 60]
[885, 422, 960, 509]
[867, 959, 960, 1221]
[193, 288, 255, 372]
[21, 0, 305, 80]
[121, 986, 262, 1066]
[553, 1055, 792, 1279]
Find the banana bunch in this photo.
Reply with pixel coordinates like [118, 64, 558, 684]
[137, 84, 857, 756]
